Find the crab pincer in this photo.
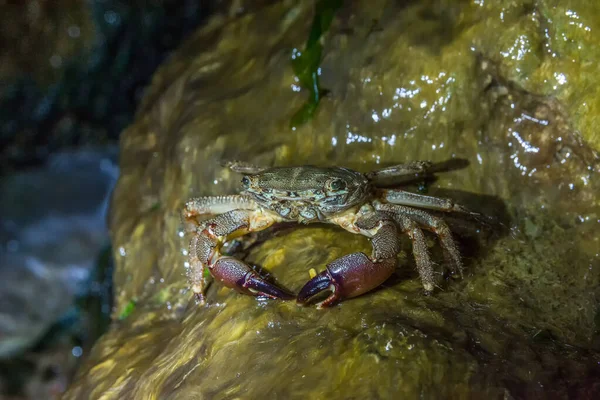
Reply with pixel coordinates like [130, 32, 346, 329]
[211, 257, 294, 300]
[297, 253, 397, 308]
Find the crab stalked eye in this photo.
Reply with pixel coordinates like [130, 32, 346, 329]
[241, 176, 250, 187]
[328, 179, 346, 191]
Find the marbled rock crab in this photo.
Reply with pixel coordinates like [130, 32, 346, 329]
[183, 161, 477, 308]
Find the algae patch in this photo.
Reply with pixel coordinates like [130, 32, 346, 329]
[290, 0, 342, 128]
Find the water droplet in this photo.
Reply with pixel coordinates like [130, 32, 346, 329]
[72, 346, 83, 357]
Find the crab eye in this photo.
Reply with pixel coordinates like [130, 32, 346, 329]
[241, 176, 250, 187]
[329, 179, 346, 191]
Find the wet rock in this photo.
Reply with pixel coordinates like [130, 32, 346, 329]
[64, 1, 599, 398]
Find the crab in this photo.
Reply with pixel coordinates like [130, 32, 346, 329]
[183, 161, 477, 308]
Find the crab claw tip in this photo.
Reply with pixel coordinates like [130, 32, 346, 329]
[296, 270, 337, 307]
[243, 272, 295, 300]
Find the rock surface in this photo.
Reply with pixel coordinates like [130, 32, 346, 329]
[64, 1, 600, 398]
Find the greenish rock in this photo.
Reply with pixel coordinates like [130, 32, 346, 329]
[63, 1, 600, 398]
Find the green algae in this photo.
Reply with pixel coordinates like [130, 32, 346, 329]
[290, 0, 343, 128]
[117, 299, 137, 321]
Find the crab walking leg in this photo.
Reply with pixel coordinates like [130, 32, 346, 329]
[365, 161, 433, 181]
[376, 203, 463, 277]
[223, 160, 270, 174]
[297, 212, 401, 308]
[188, 208, 292, 304]
[184, 195, 257, 220]
[379, 189, 473, 214]
[392, 214, 436, 291]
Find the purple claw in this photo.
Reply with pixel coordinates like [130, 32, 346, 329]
[240, 270, 295, 300]
[296, 271, 334, 303]
[297, 269, 340, 308]
[211, 257, 294, 300]
[297, 253, 397, 308]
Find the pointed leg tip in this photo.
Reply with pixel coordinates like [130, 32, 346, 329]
[447, 264, 464, 280]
